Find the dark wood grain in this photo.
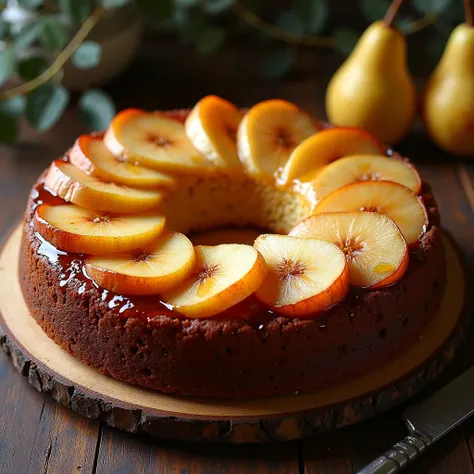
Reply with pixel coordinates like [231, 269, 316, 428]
[302, 429, 352, 474]
[461, 417, 474, 470]
[0, 354, 99, 474]
[0, 112, 97, 474]
[0, 358, 49, 474]
[96, 426, 299, 474]
[347, 414, 407, 472]
[418, 163, 474, 266]
[441, 162, 474, 473]
[37, 401, 100, 474]
[405, 427, 474, 474]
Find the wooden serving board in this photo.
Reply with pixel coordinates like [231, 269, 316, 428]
[0, 225, 469, 443]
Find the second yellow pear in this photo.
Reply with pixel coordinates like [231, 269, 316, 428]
[423, 24, 474, 156]
[326, 21, 417, 145]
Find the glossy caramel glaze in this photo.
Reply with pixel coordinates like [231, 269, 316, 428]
[30, 177, 435, 327]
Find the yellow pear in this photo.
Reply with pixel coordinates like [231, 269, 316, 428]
[423, 24, 474, 156]
[326, 21, 417, 145]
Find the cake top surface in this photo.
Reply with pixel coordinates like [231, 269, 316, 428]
[31, 95, 431, 320]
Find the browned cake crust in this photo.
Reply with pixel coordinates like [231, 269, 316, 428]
[19, 177, 446, 399]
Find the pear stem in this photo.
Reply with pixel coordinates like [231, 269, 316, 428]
[384, 0, 405, 28]
[465, 0, 473, 27]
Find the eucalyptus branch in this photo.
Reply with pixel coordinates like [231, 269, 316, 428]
[404, 13, 437, 34]
[231, 3, 334, 48]
[0, 7, 105, 101]
[232, 2, 435, 50]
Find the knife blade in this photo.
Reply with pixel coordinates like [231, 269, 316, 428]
[357, 366, 474, 474]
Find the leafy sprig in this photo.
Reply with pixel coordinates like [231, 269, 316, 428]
[0, 1, 116, 143]
[0, 0, 468, 145]
[157, 0, 459, 79]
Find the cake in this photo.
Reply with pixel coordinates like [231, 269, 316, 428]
[19, 96, 446, 399]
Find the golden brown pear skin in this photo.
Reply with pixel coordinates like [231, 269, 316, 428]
[423, 23, 474, 156]
[325, 21, 417, 145]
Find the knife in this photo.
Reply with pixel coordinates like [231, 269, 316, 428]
[357, 365, 474, 474]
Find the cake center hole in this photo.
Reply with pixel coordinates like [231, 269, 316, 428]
[161, 174, 311, 245]
[189, 227, 268, 246]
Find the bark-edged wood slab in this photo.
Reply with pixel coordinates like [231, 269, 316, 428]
[0, 226, 469, 443]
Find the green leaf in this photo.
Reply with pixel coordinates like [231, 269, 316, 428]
[59, 0, 93, 24]
[396, 15, 416, 33]
[40, 17, 68, 52]
[136, 0, 173, 19]
[240, 0, 258, 8]
[262, 48, 295, 79]
[0, 96, 27, 118]
[203, 0, 235, 14]
[197, 27, 226, 54]
[296, 0, 328, 34]
[332, 27, 359, 55]
[413, 0, 451, 14]
[442, 2, 465, 24]
[0, 47, 14, 87]
[172, 6, 189, 27]
[0, 20, 9, 40]
[0, 113, 18, 145]
[17, 0, 43, 7]
[176, 9, 207, 43]
[17, 56, 48, 81]
[14, 22, 43, 50]
[276, 11, 306, 35]
[72, 41, 101, 69]
[26, 84, 69, 132]
[100, 0, 131, 7]
[79, 89, 116, 131]
[175, 0, 200, 6]
[360, 0, 390, 22]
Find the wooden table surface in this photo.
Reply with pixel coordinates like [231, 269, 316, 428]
[1, 43, 474, 474]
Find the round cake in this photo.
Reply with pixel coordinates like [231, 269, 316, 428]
[19, 97, 446, 399]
